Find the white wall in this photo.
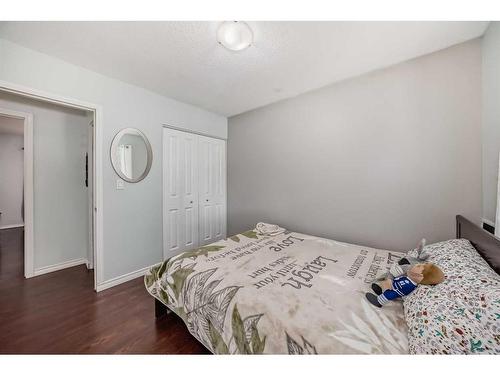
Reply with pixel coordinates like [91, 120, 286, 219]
[0, 92, 90, 271]
[228, 40, 482, 251]
[0, 38, 227, 288]
[482, 22, 500, 225]
[0, 129, 24, 228]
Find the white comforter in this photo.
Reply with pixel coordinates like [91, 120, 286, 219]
[145, 230, 409, 354]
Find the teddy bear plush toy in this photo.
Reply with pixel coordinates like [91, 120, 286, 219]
[366, 262, 444, 308]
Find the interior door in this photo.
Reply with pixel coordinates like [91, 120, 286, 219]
[198, 134, 226, 246]
[163, 128, 199, 258]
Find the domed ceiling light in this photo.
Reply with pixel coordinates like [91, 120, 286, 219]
[216, 21, 253, 52]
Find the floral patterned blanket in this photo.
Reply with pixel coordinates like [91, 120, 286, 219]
[144, 230, 409, 354]
[404, 239, 500, 354]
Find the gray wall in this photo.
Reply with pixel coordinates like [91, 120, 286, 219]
[0, 92, 90, 270]
[0, 38, 227, 287]
[228, 40, 482, 251]
[0, 130, 24, 228]
[482, 22, 500, 224]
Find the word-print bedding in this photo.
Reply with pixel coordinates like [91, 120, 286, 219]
[145, 230, 409, 354]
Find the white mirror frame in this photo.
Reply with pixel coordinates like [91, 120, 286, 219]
[110, 127, 153, 183]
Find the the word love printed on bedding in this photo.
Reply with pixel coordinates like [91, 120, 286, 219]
[268, 235, 306, 252]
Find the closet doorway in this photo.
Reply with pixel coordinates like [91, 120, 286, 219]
[162, 127, 227, 258]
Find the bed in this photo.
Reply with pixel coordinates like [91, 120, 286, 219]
[145, 215, 500, 354]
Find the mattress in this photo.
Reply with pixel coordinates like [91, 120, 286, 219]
[144, 230, 409, 354]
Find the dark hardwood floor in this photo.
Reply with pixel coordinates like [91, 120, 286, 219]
[0, 227, 208, 354]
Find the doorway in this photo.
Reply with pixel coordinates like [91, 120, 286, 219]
[0, 81, 103, 291]
[0, 91, 97, 289]
[0, 108, 33, 278]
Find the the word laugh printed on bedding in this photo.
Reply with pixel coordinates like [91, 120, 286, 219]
[207, 233, 341, 290]
[248, 253, 339, 290]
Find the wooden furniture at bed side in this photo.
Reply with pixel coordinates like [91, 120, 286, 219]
[456, 215, 500, 274]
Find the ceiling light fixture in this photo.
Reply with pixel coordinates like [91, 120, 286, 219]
[216, 21, 253, 52]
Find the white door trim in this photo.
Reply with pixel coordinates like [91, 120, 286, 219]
[0, 107, 34, 278]
[0, 80, 104, 291]
[87, 120, 94, 270]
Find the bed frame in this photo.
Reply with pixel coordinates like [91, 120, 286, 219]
[155, 296, 170, 319]
[456, 215, 500, 273]
[154, 215, 500, 319]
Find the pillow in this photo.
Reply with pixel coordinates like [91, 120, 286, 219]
[404, 239, 500, 354]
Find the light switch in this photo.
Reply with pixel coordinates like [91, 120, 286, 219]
[116, 179, 125, 190]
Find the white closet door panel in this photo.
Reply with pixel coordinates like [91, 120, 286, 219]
[164, 132, 181, 254]
[163, 128, 199, 258]
[198, 135, 226, 246]
[215, 203, 223, 238]
[198, 137, 212, 244]
[183, 135, 198, 248]
[168, 208, 179, 250]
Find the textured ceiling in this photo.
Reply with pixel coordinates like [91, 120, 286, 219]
[0, 115, 24, 135]
[0, 21, 489, 117]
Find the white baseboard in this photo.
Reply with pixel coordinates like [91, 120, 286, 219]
[0, 223, 24, 230]
[481, 218, 495, 228]
[96, 262, 161, 292]
[33, 258, 88, 277]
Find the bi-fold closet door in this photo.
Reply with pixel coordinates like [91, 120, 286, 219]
[163, 127, 226, 259]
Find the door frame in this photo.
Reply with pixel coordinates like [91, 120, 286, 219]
[0, 80, 104, 291]
[0, 107, 34, 278]
[87, 119, 94, 270]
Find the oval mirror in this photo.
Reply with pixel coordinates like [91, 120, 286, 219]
[110, 128, 153, 183]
